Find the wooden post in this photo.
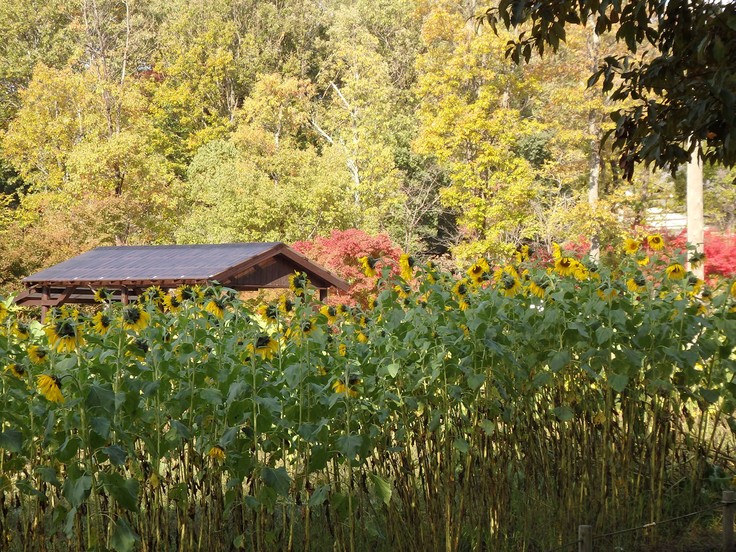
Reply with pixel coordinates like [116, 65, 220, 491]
[319, 288, 328, 302]
[724, 490, 736, 552]
[687, 146, 704, 279]
[578, 525, 593, 552]
[41, 286, 49, 323]
[121, 288, 129, 305]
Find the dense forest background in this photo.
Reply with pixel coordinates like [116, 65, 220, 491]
[1, 0, 734, 292]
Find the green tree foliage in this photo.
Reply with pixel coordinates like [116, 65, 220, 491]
[482, 0, 736, 176]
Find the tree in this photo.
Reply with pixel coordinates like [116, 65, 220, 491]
[482, 0, 736, 177]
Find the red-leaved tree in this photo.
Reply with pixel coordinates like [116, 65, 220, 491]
[292, 229, 402, 306]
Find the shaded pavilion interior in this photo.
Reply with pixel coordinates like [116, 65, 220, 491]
[15, 242, 349, 318]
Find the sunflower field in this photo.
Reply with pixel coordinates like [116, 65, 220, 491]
[1, 239, 736, 552]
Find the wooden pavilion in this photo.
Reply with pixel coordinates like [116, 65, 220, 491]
[15, 242, 349, 319]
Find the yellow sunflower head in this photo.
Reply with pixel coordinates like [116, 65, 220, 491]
[359, 256, 378, 277]
[91, 312, 112, 335]
[175, 285, 202, 303]
[37, 374, 64, 403]
[467, 259, 490, 284]
[453, 279, 469, 298]
[207, 445, 225, 461]
[319, 304, 338, 324]
[289, 272, 309, 296]
[665, 263, 686, 280]
[529, 278, 549, 299]
[647, 234, 665, 251]
[247, 334, 279, 359]
[0, 302, 7, 323]
[554, 257, 576, 277]
[5, 363, 26, 379]
[28, 345, 49, 365]
[333, 376, 361, 398]
[498, 273, 521, 297]
[399, 254, 416, 281]
[45, 318, 83, 353]
[12, 322, 31, 341]
[205, 298, 226, 319]
[623, 238, 640, 255]
[94, 288, 114, 303]
[626, 274, 646, 293]
[122, 306, 150, 332]
[731, 281, 736, 300]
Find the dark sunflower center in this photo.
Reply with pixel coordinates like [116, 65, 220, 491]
[502, 274, 516, 290]
[123, 308, 141, 324]
[55, 319, 76, 338]
[256, 335, 271, 348]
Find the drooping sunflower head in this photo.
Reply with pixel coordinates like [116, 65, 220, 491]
[28, 345, 49, 365]
[207, 445, 225, 461]
[551, 242, 562, 260]
[529, 277, 549, 299]
[665, 263, 686, 280]
[554, 257, 576, 277]
[626, 273, 647, 293]
[205, 298, 227, 319]
[13, 322, 30, 340]
[623, 238, 640, 255]
[647, 234, 665, 251]
[332, 376, 361, 398]
[247, 333, 279, 359]
[394, 283, 412, 299]
[122, 306, 150, 332]
[320, 304, 338, 324]
[278, 295, 294, 314]
[514, 245, 531, 264]
[399, 254, 416, 281]
[37, 374, 64, 403]
[45, 318, 82, 353]
[597, 282, 618, 301]
[5, 363, 26, 379]
[140, 286, 165, 308]
[359, 256, 378, 277]
[289, 272, 309, 296]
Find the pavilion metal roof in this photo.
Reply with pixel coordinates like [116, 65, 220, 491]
[15, 242, 349, 313]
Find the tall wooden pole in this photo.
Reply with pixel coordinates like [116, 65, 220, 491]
[687, 149, 704, 279]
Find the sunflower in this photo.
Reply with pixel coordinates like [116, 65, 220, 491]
[205, 298, 226, 319]
[399, 254, 416, 281]
[573, 262, 589, 281]
[278, 295, 294, 314]
[122, 306, 150, 332]
[45, 318, 82, 353]
[140, 286, 165, 307]
[27, 345, 49, 365]
[731, 281, 736, 300]
[529, 278, 549, 299]
[12, 322, 30, 340]
[453, 279, 469, 298]
[623, 238, 640, 255]
[163, 294, 182, 313]
[647, 234, 665, 251]
[554, 257, 577, 277]
[37, 374, 63, 403]
[333, 376, 361, 398]
[665, 263, 686, 280]
[498, 273, 521, 297]
[5, 363, 25, 378]
[91, 312, 112, 335]
[551, 242, 562, 260]
[357, 331, 369, 343]
[597, 283, 618, 301]
[289, 272, 309, 296]
[359, 256, 378, 277]
[247, 334, 279, 359]
[467, 259, 490, 285]
[394, 283, 412, 299]
[514, 244, 531, 264]
[319, 305, 338, 325]
[686, 276, 703, 295]
[175, 285, 202, 303]
[207, 445, 225, 461]
[0, 302, 7, 323]
[257, 304, 280, 323]
[94, 288, 114, 303]
[637, 255, 650, 266]
[626, 274, 646, 293]
[338, 343, 347, 357]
